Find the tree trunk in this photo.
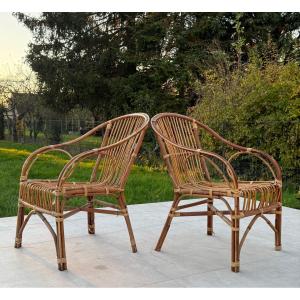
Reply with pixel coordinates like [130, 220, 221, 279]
[0, 106, 5, 140]
[12, 108, 18, 142]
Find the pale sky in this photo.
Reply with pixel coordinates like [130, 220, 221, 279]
[0, 12, 36, 79]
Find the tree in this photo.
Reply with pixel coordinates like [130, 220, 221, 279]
[15, 12, 300, 120]
[0, 70, 37, 142]
[13, 92, 46, 142]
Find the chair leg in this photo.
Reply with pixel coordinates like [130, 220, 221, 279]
[155, 193, 180, 252]
[15, 204, 25, 248]
[118, 193, 137, 253]
[275, 207, 282, 251]
[207, 197, 213, 235]
[56, 217, 67, 271]
[231, 218, 240, 272]
[231, 197, 240, 272]
[87, 196, 95, 234]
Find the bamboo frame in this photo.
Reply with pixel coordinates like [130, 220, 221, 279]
[15, 113, 149, 271]
[151, 113, 282, 272]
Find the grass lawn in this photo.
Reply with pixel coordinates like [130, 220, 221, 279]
[0, 140, 299, 218]
[0, 140, 173, 217]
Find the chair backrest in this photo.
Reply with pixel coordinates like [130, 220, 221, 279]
[90, 113, 149, 188]
[151, 113, 211, 187]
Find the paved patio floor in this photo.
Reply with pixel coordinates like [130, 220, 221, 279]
[0, 199, 299, 287]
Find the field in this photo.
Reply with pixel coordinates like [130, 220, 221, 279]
[0, 140, 299, 218]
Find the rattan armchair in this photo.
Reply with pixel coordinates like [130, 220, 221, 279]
[15, 113, 149, 271]
[151, 113, 282, 272]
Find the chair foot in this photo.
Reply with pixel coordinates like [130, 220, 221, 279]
[207, 199, 213, 236]
[231, 262, 240, 272]
[155, 208, 177, 251]
[131, 244, 137, 253]
[231, 266, 240, 273]
[15, 204, 25, 249]
[155, 221, 171, 252]
[88, 224, 95, 234]
[118, 194, 138, 253]
[231, 206, 240, 273]
[123, 213, 138, 253]
[87, 196, 95, 234]
[14, 238, 22, 248]
[56, 218, 67, 271]
[58, 263, 67, 271]
[155, 193, 180, 252]
[275, 207, 282, 252]
[207, 228, 214, 236]
[57, 257, 67, 271]
[125, 217, 138, 253]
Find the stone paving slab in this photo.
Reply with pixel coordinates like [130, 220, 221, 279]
[0, 199, 299, 287]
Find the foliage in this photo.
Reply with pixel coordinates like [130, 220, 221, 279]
[12, 93, 44, 141]
[14, 12, 300, 119]
[0, 70, 38, 142]
[44, 119, 62, 144]
[191, 58, 300, 180]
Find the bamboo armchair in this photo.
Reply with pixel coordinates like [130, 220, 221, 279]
[15, 113, 149, 271]
[151, 113, 282, 272]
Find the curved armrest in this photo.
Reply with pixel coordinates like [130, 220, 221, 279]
[192, 119, 282, 181]
[56, 148, 106, 190]
[20, 113, 149, 183]
[20, 146, 73, 181]
[228, 149, 282, 182]
[165, 148, 239, 190]
[192, 149, 238, 189]
[20, 121, 109, 182]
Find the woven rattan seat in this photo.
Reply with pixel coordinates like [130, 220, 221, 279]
[20, 180, 124, 199]
[151, 113, 282, 272]
[15, 113, 149, 271]
[177, 181, 278, 197]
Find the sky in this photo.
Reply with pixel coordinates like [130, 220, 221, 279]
[0, 12, 34, 79]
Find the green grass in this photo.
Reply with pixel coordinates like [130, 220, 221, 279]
[0, 140, 299, 217]
[4, 128, 101, 149]
[0, 140, 173, 217]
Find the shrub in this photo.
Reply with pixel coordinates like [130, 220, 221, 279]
[44, 120, 62, 144]
[191, 60, 300, 181]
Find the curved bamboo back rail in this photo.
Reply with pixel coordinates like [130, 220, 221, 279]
[151, 112, 282, 273]
[151, 113, 238, 189]
[94, 114, 149, 188]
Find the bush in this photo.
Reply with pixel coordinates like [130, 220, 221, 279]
[44, 120, 62, 144]
[191, 59, 300, 181]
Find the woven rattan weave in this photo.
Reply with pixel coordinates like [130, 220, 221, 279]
[151, 113, 282, 272]
[15, 113, 149, 271]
